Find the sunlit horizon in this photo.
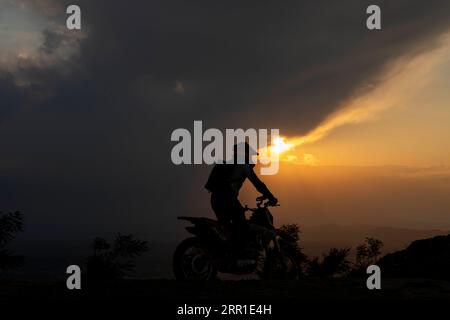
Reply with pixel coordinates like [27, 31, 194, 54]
[266, 32, 450, 168]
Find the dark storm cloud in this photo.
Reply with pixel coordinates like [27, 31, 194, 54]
[1, 0, 450, 247]
[40, 28, 64, 54]
[0, 74, 23, 120]
[75, 0, 450, 132]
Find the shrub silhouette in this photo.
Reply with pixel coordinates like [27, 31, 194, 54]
[279, 223, 300, 241]
[307, 247, 351, 278]
[86, 233, 148, 282]
[0, 211, 24, 271]
[279, 223, 307, 269]
[355, 237, 383, 271]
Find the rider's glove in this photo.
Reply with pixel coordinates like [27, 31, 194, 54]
[267, 196, 278, 206]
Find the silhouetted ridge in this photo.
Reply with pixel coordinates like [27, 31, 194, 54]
[378, 234, 450, 280]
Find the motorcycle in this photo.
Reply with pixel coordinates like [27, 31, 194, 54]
[173, 197, 302, 280]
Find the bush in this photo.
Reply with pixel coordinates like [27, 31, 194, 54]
[307, 247, 351, 278]
[0, 211, 24, 271]
[279, 223, 300, 241]
[86, 233, 148, 282]
[355, 237, 383, 270]
[279, 223, 307, 267]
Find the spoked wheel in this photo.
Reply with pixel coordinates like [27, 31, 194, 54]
[173, 237, 217, 280]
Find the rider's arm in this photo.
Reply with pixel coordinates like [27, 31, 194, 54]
[246, 165, 276, 201]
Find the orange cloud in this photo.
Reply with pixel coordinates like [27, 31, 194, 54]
[280, 32, 450, 161]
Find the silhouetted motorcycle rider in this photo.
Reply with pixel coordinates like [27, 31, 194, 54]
[205, 142, 278, 261]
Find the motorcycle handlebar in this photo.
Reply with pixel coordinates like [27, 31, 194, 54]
[244, 197, 279, 212]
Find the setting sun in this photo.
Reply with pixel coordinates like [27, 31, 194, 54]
[271, 137, 292, 155]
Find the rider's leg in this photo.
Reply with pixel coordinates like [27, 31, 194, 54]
[229, 198, 250, 258]
[211, 192, 228, 224]
[212, 194, 251, 262]
[211, 192, 234, 241]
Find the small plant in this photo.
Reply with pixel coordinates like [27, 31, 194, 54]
[307, 247, 351, 278]
[279, 223, 300, 241]
[355, 237, 383, 270]
[279, 223, 307, 264]
[0, 211, 24, 271]
[86, 233, 148, 282]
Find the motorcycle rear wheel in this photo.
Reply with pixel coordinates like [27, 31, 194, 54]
[173, 237, 217, 280]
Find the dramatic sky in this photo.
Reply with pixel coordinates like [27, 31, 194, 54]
[1, 0, 450, 253]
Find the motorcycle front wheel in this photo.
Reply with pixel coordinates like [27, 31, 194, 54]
[173, 237, 217, 280]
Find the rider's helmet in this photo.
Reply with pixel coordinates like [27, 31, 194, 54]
[233, 142, 258, 165]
